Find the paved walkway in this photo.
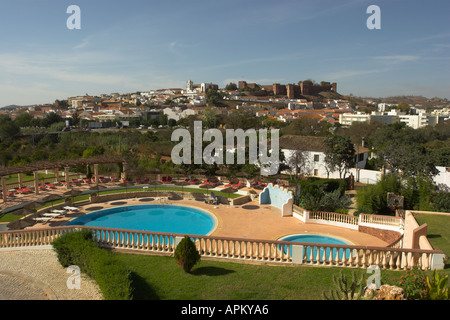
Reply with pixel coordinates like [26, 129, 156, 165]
[0, 247, 103, 300]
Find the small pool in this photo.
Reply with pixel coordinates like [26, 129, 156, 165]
[279, 234, 350, 245]
[68, 204, 216, 236]
[278, 234, 352, 261]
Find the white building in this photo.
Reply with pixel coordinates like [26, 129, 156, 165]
[279, 135, 369, 179]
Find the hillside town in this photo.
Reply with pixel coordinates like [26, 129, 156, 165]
[1, 79, 449, 130]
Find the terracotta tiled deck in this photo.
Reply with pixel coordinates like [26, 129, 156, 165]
[26, 195, 388, 247]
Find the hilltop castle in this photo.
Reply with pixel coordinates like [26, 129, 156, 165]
[238, 80, 337, 99]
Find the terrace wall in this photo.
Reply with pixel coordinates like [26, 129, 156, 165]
[259, 184, 293, 217]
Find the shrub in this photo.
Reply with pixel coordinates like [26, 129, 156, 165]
[426, 270, 449, 300]
[432, 191, 450, 212]
[392, 266, 428, 300]
[52, 229, 134, 300]
[323, 270, 367, 300]
[174, 235, 201, 273]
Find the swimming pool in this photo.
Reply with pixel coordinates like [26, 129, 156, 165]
[278, 234, 352, 261]
[279, 234, 350, 245]
[68, 204, 217, 235]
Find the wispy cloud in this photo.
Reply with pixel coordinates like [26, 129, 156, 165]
[73, 38, 90, 50]
[322, 68, 389, 80]
[373, 55, 420, 64]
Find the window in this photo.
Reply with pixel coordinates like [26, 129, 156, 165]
[314, 154, 319, 162]
[314, 169, 318, 176]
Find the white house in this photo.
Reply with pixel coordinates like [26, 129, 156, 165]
[279, 135, 369, 179]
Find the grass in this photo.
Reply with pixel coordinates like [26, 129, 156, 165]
[0, 186, 241, 222]
[114, 252, 402, 300]
[413, 212, 450, 274]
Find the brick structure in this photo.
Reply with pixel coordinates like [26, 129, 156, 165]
[238, 80, 336, 98]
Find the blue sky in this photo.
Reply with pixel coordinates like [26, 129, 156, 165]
[0, 0, 449, 107]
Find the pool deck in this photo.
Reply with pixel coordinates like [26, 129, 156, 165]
[26, 196, 388, 247]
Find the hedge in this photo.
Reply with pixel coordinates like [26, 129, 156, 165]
[52, 229, 134, 300]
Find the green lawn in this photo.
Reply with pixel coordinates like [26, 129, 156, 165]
[114, 253, 401, 300]
[413, 213, 450, 273]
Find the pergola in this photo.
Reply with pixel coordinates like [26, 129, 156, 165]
[1, 155, 126, 202]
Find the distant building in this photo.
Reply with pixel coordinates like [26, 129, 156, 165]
[279, 135, 368, 178]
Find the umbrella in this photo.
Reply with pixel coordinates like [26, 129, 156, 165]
[12, 207, 36, 216]
[150, 180, 162, 197]
[63, 188, 83, 202]
[118, 181, 134, 194]
[194, 168, 206, 174]
[174, 181, 189, 195]
[7, 218, 36, 230]
[90, 185, 107, 196]
[39, 193, 61, 208]
[23, 201, 43, 210]
[215, 168, 229, 176]
[236, 172, 249, 177]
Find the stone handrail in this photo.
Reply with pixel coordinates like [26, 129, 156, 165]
[359, 214, 401, 227]
[0, 225, 445, 270]
[309, 211, 359, 226]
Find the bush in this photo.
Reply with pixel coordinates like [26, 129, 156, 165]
[392, 266, 428, 300]
[174, 235, 201, 273]
[432, 191, 450, 212]
[426, 270, 449, 300]
[52, 229, 134, 300]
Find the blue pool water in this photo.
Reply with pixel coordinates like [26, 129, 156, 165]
[279, 234, 352, 261]
[280, 234, 350, 245]
[68, 204, 216, 235]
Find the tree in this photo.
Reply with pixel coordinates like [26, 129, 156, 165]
[225, 82, 238, 91]
[41, 112, 63, 127]
[14, 112, 33, 128]
[283, 117, 329, 136]
[286, 150, 310, 179]
[206, 89, 223, 106]
[174, 235, 201, 273]
[71, 111, 80, 127]
[0, 115, 21, 142]
[324, 135, 355, 179]
[367, 123, 437, 178]
[202, 106, 218, 128]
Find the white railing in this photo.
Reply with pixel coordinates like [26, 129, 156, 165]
[0, 226, 445, 270]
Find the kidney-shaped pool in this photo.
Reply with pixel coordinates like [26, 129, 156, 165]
[68, 204, 217, 235]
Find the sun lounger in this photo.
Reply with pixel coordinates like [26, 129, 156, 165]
[232, 181, 243, 189]
[51, 209, 67, 214]
[83, 178, 90, 183]
[224, 181, 236, 187]
[63, 206, 79, 211]
[45, 182, 55, 188]
[33, 217, 52, 223]
[42, 213, 62, 218]
[189, 178, 199, 184]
